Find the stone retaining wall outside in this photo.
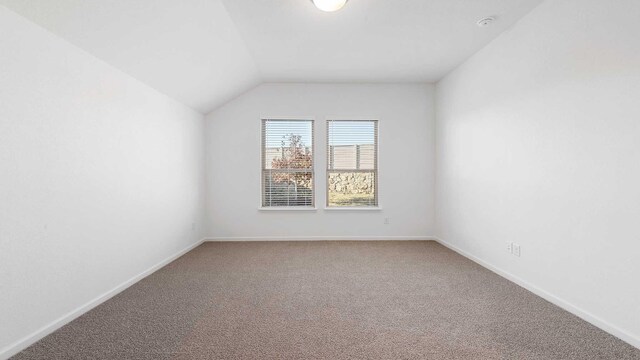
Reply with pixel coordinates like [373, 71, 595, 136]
[328, 172, 374, 194]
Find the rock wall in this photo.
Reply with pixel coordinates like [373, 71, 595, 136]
[328, 172, 374, 194]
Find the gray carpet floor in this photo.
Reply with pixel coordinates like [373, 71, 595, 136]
[13, 241, 640, 359]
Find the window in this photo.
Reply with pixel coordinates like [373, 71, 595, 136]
[261, 119, 314, 208]
[327, 120, 378, 207]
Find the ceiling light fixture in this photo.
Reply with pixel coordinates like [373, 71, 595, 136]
[312, 0, 348, 12]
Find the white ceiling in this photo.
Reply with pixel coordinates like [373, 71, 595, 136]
[222, 0, 543, 83]
[0, 0, 260, 113]
[0, 0, 543, 113]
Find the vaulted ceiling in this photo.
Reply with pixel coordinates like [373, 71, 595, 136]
[0, 0, 543, 113]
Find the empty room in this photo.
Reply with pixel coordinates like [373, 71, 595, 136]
[1, 0, 639, 359]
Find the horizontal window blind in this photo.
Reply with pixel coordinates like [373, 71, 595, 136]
[262, 119, 314, 207]
[327, 120, 378, 207]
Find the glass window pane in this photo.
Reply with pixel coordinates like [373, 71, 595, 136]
[327, 171, 376, 207]
[264, 120, 313, 170]
[328, 121, 376, 171]
[262, 119, 314, 208]
[263, 171, 314, 207]
[327, 120, 378, 207]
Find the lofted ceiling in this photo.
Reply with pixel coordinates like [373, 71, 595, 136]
[0, 0, 260, 113]
[0, 0, 543, 113]
[222, 0, 543, 83]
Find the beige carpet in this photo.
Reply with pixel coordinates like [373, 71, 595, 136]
[13, 241, 640, 359]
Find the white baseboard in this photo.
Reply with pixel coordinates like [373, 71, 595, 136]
[0, 238, 206, 360]
[433, 237, 640, 350]
[8, 236, 634, 358]
[205, 236, 436, 242]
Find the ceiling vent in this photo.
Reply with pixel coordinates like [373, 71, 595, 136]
[477, 17, 495, 27]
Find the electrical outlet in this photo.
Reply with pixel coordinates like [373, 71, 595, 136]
[513, 243, 521, 257]
[191, 222, 196, 231]
[384, 217, 390, 225]
[506, 242, 513, 254]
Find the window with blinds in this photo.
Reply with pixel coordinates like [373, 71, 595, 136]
[262, 119, 314, 208]
[327, 120, 378, 207]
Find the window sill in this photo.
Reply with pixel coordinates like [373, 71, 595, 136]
[324, 207, 383, 211]
[258, 207, 318, 211]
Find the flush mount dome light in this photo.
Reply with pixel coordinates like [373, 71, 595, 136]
[312, 0, 348, 12]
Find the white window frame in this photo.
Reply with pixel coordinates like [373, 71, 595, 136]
[325, 118, 380, 210]
[260, 117, 316, 211]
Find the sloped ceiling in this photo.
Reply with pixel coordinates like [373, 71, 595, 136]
[222, 0, 544, 83]
[0, 0, 543, 114]
[0, 0, 260, 113]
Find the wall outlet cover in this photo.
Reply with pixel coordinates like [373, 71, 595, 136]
[513, 243, 521, 257]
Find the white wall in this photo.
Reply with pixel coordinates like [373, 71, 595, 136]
[205, 83, 435, 240]
[435, 0, 640, 348]
[0, 6, 205, 357]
